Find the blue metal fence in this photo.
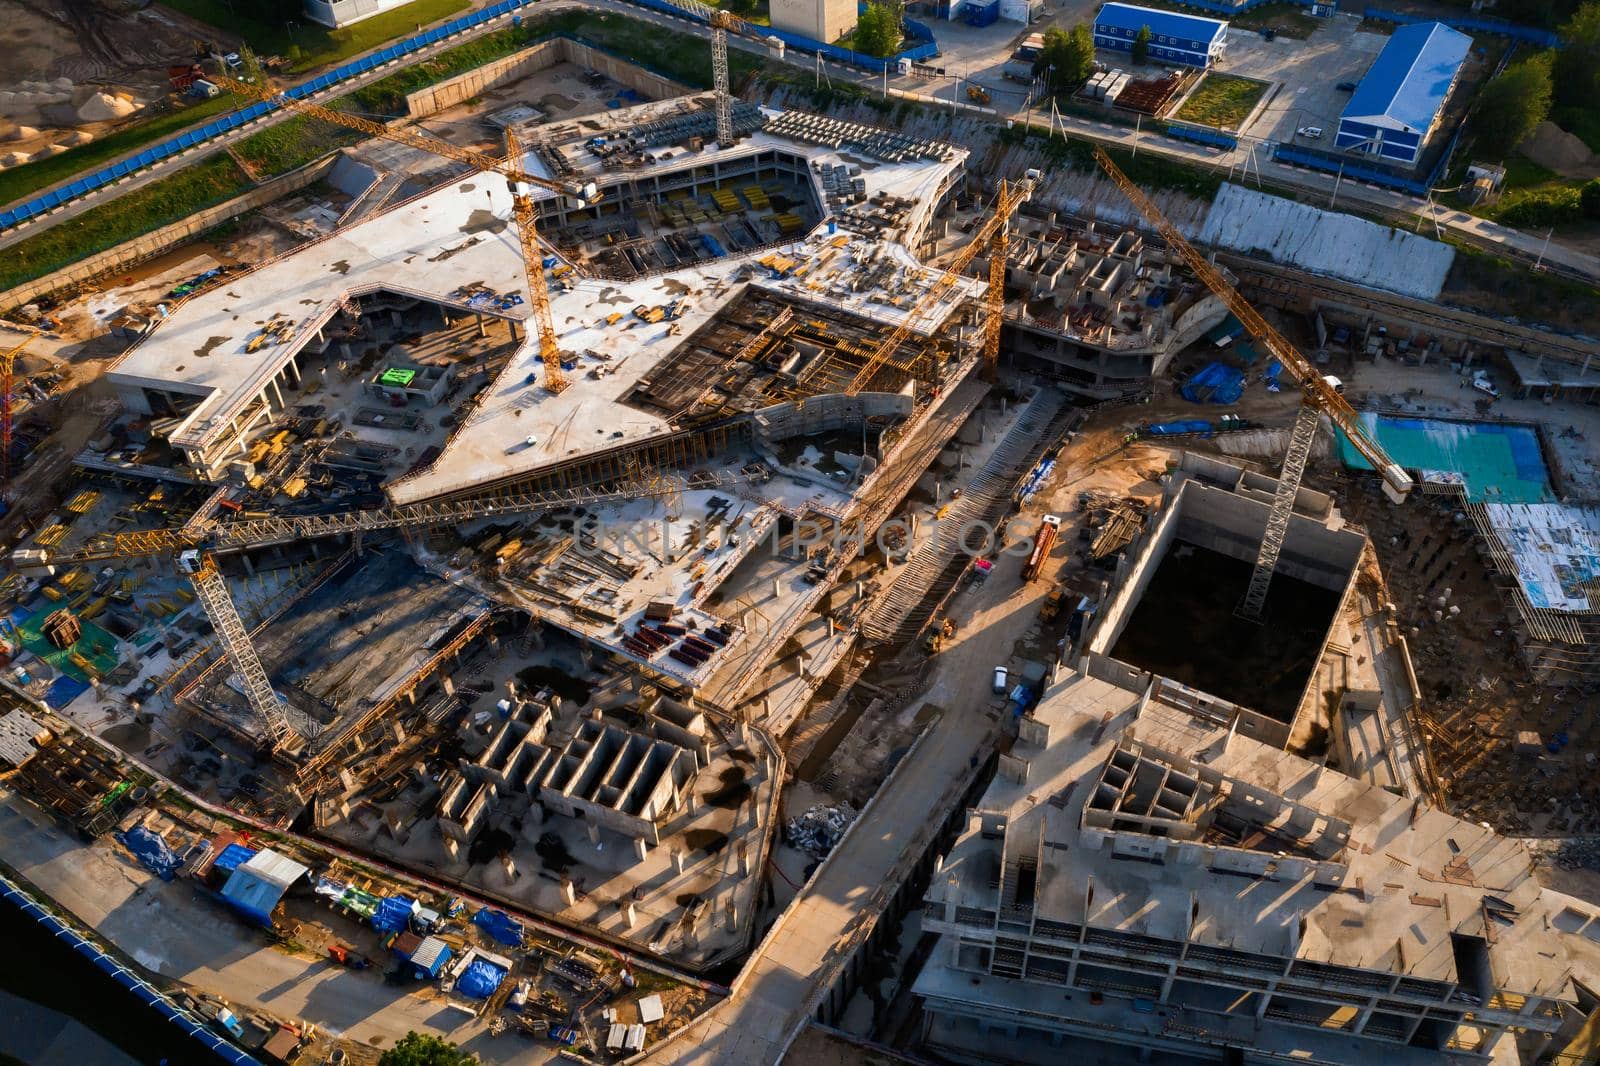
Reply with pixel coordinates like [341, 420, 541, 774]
[0, 0, 546, 231]
[0, 874, 262, 1064]
[0, 0, 945, 232]
[1361, 6, 1562, 46]
[1272, 143, 1431, 195]
[1163, 121, 1238, 150]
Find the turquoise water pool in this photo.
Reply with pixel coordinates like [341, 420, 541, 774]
[1336, 414, 1554, 503]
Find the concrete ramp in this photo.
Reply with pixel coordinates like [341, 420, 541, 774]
[862, 387, 1069, 645]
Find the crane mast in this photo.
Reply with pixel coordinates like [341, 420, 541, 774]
[504, 129, 569, 393]
[982, 182, 1011, 379]
[846, 174, 1035, 396]
[180, 550, 296, 749]
[710, 11, 736, 146]
[1088, 146, 1413, 620]
[0, 337, 31, 480]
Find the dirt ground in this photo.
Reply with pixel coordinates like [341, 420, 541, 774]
[0, 0, 234, 158]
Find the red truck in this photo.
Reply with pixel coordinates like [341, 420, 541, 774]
[1021, 514, 1061, 583]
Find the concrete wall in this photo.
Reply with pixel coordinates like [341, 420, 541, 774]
[770, 0, 857, 47]
[0, 154, 342, 314]
[404, 38, 694, 119]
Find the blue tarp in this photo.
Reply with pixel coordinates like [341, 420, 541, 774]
[116, 826, 182, 881]
[44, 675, 90, 709]
[211, 843, 257, 874]
[457, 958, 507, 999]
[1144, 420, 1213, 436]
[1180, 362, 1245, 405]
[472, 907, 524, 947]
[371, 895, 417, 933]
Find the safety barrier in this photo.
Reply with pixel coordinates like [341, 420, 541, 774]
[0, 874, 262, 1064]
[1163, 121, 1238, 150]
[0, 0, 544, 231]
[1361, 6, 1562, 46]
[1271, 143, 1430, 195]
[1, 0, 945, 232]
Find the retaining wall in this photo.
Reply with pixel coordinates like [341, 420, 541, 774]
[0, 154, 341, 314]
[404, 37, 694, 117]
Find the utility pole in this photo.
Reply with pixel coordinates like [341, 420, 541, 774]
[1329, 159, 1345, 209]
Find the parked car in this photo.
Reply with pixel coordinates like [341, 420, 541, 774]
[992, 666, 1009, 694]
[1336, 81, 1357, 92]
[1296, 126, 1323, 140]
[1471, 373, 1500, 399]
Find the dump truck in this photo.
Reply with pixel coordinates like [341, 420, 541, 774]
[1022, 514, 1061, 582]
[1038, 585, 1067, 622]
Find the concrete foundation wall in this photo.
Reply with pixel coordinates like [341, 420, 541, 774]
[0, 154, 342, 314]
[404, 38, 694, 118]
[1171, 481, 1363, 592]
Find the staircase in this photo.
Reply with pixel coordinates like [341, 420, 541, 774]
[862, 388, 1071, 645]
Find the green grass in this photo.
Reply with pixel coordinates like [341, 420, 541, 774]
[1224, 1, 1322, 38]
[0, 93, 240, 210]
[1175, 73, 1269, 131]
[158, 0, 472, 74]
[1, 9, 768, 292]
[998, 123, 1222, 200]
[0, 154, 250, 292]
[1457, 152, 1590, 229]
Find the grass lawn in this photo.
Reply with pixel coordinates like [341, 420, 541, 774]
[1225, 1, 1323, 39]
[157, 0, 472, 74]
[1175, 73, 1269, 131]
[0, 154, 250, 291]
[0, 93, 240, 209]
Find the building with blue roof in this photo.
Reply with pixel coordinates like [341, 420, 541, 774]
[1336, 21, 1471, 167]
[1093, 3, 1228, 68]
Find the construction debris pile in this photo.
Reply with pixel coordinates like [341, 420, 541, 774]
[783, 801, 857, 858]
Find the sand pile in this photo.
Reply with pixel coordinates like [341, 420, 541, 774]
[74, 92, 139, 123]
[1519, 120, 1600, 179]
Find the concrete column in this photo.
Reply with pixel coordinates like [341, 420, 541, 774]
[672, 848, 685, 874]
[632, 837, 648, 862]
[269, 377, 284, 409]
[476, 313, 487, 338]
[441, 675, 455, 696]
[339, 768, 358, 793]
[501, 854, 518, 882]
[685, 792, 698, 817]
[726, 896, 738, 929]
[391, 310, 403, 328]
[442, 836, 461, 863]
[588, 822, 602, 845]
[772, 577, 781, 600]
[287, 358, 301, 384]
[561, 877, 577, 905]
[623, 901, 638, 928]
[391, 720, 406, 744]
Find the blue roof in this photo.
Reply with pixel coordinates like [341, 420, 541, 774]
[1095, 3, 1226, 45]
[1341, 22, 1470, 134]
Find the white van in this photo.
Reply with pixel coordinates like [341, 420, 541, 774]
[992, 666, 1009, 694]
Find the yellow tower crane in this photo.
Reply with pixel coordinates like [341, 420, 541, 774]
[1089, 145, 1413, 619]
[504, 127, 569, 394]
[210, 74, 593, 395]
[846, 174, 1035, 396]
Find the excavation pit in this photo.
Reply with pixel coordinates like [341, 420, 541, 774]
[1089, 455, 1366, 748]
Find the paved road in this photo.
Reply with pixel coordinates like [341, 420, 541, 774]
[0, 789, 557, 1064]
[650, 475, 1054, 1063]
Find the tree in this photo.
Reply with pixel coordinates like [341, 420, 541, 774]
[853, 3, 902, 58]
[1582, 177, 1600, 218]
[1034, 24, 1095, 93]
[1471, 51, 1553, 157]
[1555, 1, 1600, 110]
[378, 1032, 474, 1066]
[1132, 24, 1152, 64]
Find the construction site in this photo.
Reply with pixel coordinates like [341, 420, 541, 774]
[2, 3, 1600, 1063]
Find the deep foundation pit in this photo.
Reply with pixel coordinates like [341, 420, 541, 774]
[1110, 541, 1342, 723]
